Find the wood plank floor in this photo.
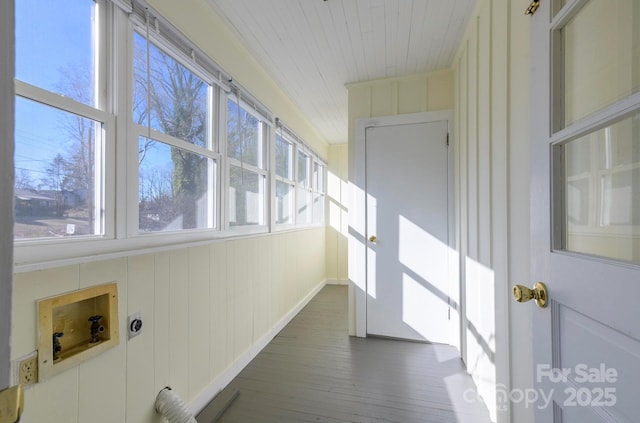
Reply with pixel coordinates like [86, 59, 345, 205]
[197, 285, 492, 423]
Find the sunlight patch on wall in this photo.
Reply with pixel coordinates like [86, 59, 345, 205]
[402, 273, 450, 342]
[464, 255, 496, 422]
[329, 201, 341, 231]
[327, 171, 341, 202]
[398, 215, 449, 295]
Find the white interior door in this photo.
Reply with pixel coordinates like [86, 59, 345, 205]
[365, 119, 451, 343]
[530, 1, 640, 421]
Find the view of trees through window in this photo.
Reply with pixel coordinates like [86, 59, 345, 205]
[134, 32, 213, 232]
[14, 0, 325, 245]
[227, 99, 267, 226]
[14, 0, 102, 239]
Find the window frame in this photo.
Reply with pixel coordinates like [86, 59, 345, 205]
[128, 23, 220, 237]
[13, 0, 326, 267]
[549, 0, 640, 260]
[295, 149, 313, 225]
[312, 160, 326, 225]
[13, 0, 116, 263]
[223, 94, 270, 234]
[272, 125, 327, 231]
[273, 133, 296, 227]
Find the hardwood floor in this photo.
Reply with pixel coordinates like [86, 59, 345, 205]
[197, 285, 492, 423]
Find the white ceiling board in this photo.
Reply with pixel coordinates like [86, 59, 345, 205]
[208, 0, 477, 144]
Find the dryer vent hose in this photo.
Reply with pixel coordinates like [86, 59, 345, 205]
[155, 387, 197, 423]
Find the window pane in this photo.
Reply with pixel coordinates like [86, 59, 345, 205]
[562, 0, 640, 126]
[314, 162, 324, 192]
[16, 0, 97, 107]
[313, 193, 325, 224]
[14, 97, 103, 239]
[559, 112, 640, 263]
[275, 181, 294, 225]
[297, 152, 310, 187]
[227, 99, 265, 168]
[138, 137, 212, 232]
[133, 32, 210, 148]
[229, 166, 265, 226]
[297, 188, 312, 224]
[275, 134, 292, 179]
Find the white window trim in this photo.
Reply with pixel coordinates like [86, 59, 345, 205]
[272, 133, 296, 229]
[14, 0, 116, 263]
[272, 125, 327, 230]
[223, 95, 270, 234]
[548, 0, 640, 255]
[13, 0, 329, 268]
[129, 22, 220, 237]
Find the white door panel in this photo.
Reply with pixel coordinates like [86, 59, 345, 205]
[365, 121, 451, 343]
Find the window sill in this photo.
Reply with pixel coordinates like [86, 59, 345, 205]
[13, 224, 325, 273]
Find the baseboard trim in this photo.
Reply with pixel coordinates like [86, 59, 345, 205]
[189, 278, 328, 415]
[326, 278, 348, 286]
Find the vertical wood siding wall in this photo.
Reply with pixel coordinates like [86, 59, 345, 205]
[326, 144, 349, 284]
[12, 228, 326, 423]
[453, 1, 532, 422]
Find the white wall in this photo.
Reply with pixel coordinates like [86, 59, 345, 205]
[453, 0, 532, 422]
[0, 0, 15, 391]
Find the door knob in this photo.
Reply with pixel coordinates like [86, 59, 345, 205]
[369, 235, 377, 243]
[513, 282, 548, 308]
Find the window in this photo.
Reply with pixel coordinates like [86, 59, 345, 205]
[274, 134, 294, 224]
[551, 0, 640, 264]
[313, 162, 326, 224]
[133, 31, 217, 233]
[138, 137, 214, 231]
[14, 0, 108, 240]
[274, 124, 326, 228]
[13, 0, 324, 263]
[226, 98, 268, 227]
[296, 151, 313, 224]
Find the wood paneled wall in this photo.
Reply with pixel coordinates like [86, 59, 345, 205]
[12, 228, 326, 423]
[453, 1, 532, 422]
[326, 144, 349, 284]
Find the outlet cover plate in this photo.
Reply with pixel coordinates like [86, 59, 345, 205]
[15, 352, 38, 386]
[128, 312, 143, 339]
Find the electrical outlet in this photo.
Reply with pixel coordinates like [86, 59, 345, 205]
[17, 352, 38, 386]
[128, 312, 143, 339]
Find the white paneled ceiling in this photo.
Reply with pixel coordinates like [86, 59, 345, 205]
[208, 0, 476, 144]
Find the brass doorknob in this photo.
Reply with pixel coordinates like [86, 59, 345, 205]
[513, 282, 548, 308]
[369, 235, 377, 243]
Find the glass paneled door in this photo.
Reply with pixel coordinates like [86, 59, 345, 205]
[530, 1, 640, 422]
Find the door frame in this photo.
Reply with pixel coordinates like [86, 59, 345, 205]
[351, 110, 457, 346]
[0, 0, 15, 390]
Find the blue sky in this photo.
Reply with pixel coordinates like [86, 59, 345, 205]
[14, 0, 95, 188]
[14, 0, 207, 191]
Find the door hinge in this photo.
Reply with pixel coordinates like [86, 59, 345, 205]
[446, 133, 449, 147]
[525, 0, 540, 15]
[0, 385, 23, 423]
[448, 308, 451, 320]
